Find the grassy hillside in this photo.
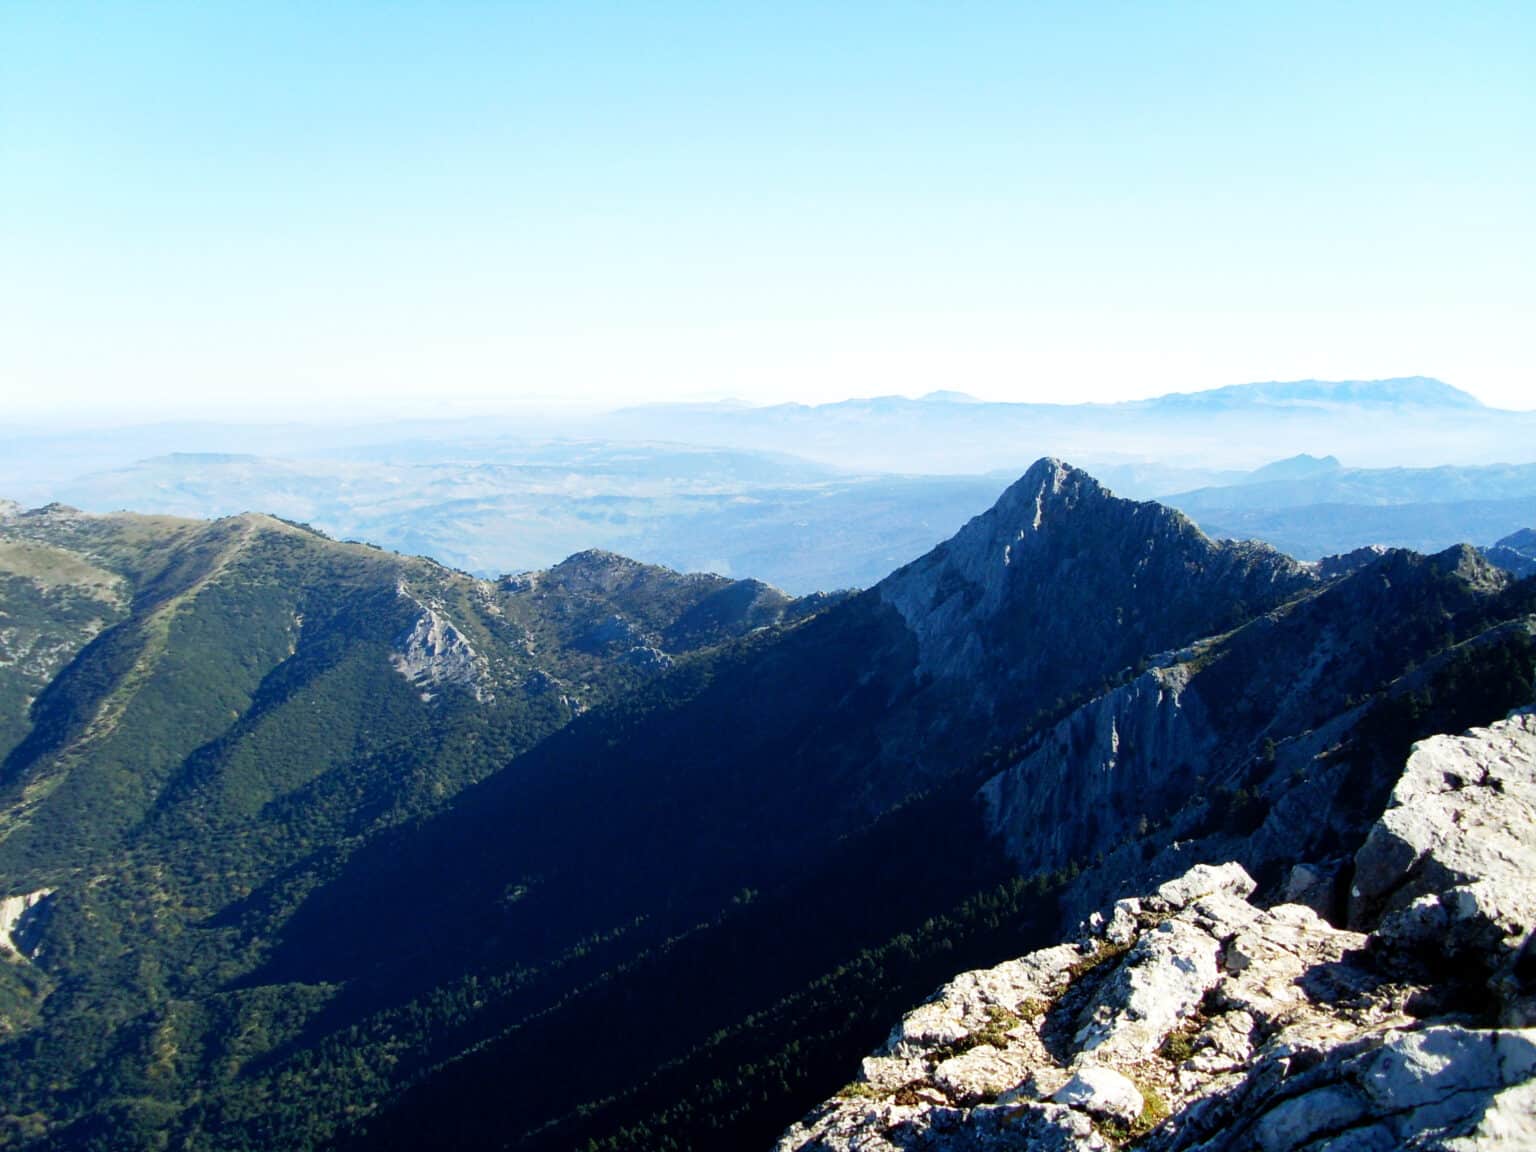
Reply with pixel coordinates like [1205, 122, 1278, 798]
[0, 505, 816, 1149]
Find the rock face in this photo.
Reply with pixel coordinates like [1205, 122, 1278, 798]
[979, 665, 1212, 877]
[775, 718, 1536, 1152]
[1350, 713, 1536, 1027]
[980, 541, 1530, 925]
[876, 458, 1313, 714]
[0, 888, 53, 960]
[391, 596, 490, 701]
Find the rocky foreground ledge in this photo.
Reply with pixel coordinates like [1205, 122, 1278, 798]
[775, 714, 1536, 1151]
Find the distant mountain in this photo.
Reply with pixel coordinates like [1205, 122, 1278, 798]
[1140, 375, 1485, 411]
[1168, 461, 1536, 514]
[1486, 527, 1536, 578]
[1160, 461, 1536, 561]
[600, 377, 1536, 473]
[1192, 499, 1536, 561]
[1237, 452, 1342, 484]
[1495, 527, 1536, 556]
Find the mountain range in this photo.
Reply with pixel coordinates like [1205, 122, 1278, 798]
[5, 380, 1534, 595]
[0, 456, 1533, 1150]
[600, 377, 1536, 473]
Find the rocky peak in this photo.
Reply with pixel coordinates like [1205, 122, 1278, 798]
[1427, 542, 1509, 592]
[544, 549, 648, 593]
[876, 458, 1314, 697]
[1243, 453, 1342, 483]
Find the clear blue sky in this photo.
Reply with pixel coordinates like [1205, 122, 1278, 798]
[3, 1, 1532, 417]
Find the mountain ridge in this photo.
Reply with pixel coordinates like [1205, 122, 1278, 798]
[2, 459, 1533, 1151]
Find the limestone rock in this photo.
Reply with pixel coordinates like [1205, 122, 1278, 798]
[1076, 917, 1223, 1060]
[621, 644, 673, 670]
[1350, 714, 1536, 1022]
[980, 666, 1216, 878]
[1351, 714, 1536, 923]
[1052, 1065, 1144, 1123]
[1281, 860, 1343, 919]
[1154, 1026, 1536, 1152]
[934, 1045, 1035, 1104]
[390, 588, 490, 701]
[1151, 862, 1256, 913]
[0, 889, 53, 960]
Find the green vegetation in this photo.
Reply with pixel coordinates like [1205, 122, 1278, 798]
[0, 509, 849, 1152]
[1093, 1077, 1171, 1145]
[1158, 1018, 1202, 1065]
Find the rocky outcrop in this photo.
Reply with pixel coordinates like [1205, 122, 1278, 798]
[1350, 714, 1536, 1026]
[391, 588, 489, 701]
[776, 718, 1536, 1152]
[0, 889, 53, 960]
[1314, 544, 1390, 581]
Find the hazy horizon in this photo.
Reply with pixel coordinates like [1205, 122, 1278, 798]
[6, 373, 1535, 432]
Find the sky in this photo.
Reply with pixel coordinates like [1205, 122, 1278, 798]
[2, 1, 1533, 419]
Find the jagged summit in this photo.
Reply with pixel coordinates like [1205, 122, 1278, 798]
[984, 456, 1104, 534]
[926, 456, 1286, 568]
[876, 457, 1314, 700]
